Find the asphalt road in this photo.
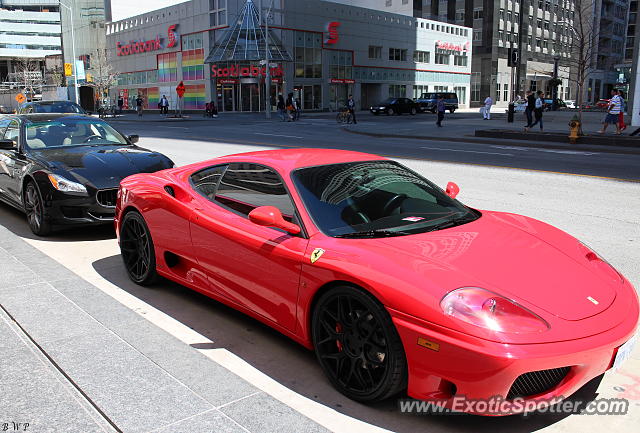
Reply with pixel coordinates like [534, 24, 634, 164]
[1, 121, 639, 432]
[110, 112, 640, 181]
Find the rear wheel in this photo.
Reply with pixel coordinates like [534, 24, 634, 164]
[120, 211, 158, 285]
[410, 107, 417, 115]
[24, 181, 51, 236]
[312, 286, 407, 402]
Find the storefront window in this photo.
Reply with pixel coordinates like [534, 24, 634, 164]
[389, 85, 406, 98]
[294, 84, 322, 110]
[294, 31, 322, 78]
[184, 83, 206, 110]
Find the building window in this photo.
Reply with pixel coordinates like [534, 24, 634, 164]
[181, 34, 205, 80]
[471, 72, 481, 102]
[453, 55, 467, 66]
[184, 83, 206, 110]
[413, 84, 428, 99]
[389, 84, 406, 98]
[503, 83, 509, 102]
[473, 31, 482, 42]
[496, 83, 501, 102]
[329, 50, 352, 79]
[473, 9, 483, 19]
[454, 86, 466, 104]
[385, 0, 392, 6]
[209, 0, 227, 26]
[435, 53, 450, 65]
[158, 52, 178, 82]
[368, 45, 382, 59]
[413, 50, 430, 63]
[294, 31, 322, 78]
[389, 48, 407, 61]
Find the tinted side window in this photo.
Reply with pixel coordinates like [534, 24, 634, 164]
[0, 118, 11, 138]
[3, 120, 20, 147]
[214, 162, 296, 219]
[191, 165, 227, 200]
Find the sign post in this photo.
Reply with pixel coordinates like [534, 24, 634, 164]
[176, 81, 186, 117]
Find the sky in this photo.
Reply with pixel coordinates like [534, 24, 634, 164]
[110, 0, 190, 21]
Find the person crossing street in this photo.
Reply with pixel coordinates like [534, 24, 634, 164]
[436, 95, 445, 127]
[347, 94, 357, 124]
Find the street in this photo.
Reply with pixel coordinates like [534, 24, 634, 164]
[1, 114, 638, 432]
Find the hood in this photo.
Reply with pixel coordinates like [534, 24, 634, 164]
[32, 145, 172, 189]
[369, 212, 616, 322]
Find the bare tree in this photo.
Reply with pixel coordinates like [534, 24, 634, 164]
[560, 0, 598, 133]
[86, 48, 120, 110]
[11, 58, 45, 99]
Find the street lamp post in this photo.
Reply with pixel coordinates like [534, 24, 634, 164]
[59, 1, 79, 105]
[264, 0, 276, 119]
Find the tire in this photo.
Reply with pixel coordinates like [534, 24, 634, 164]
[120, 211, 158, 286]
[449, 108, 456, 114]
[336, 113, 344, 124]
[312, 285, 407, 402]
[386, 108, 394, 116]
[410, 107, 417, 115]
[24, 181, 51, 236]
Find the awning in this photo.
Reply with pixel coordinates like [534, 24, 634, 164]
[205, 0, 292, 63]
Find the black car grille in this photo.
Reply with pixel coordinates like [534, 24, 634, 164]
[96, 189, 118, 207]
[507, 367, 571, 399]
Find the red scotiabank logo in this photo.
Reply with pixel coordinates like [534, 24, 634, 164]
[167, 24, 178, 48]
[435, 41, 470, 52]
[117, 37, 162, 56]
[211, 64, 284, 78]
[325, 21, 340, 44]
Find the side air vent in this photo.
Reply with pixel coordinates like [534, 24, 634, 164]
[164, 185, 175, 197]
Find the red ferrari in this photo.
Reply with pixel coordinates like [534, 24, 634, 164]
[115, 149, 638, 415]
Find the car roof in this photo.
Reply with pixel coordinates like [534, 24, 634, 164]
[22, 100, 79, 106]
[177, 148, 388, 174]
[4, 113, 94, 122]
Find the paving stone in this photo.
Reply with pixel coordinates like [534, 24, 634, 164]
[150, 409, 246, 433]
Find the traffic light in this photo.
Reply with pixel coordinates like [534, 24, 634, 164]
[508, 48, 519, 67]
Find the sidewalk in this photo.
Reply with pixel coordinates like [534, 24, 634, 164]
[0, 225, 327, 433]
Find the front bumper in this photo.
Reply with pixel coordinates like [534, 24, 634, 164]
[41, 187, 117, 227]
[370, 108, 387, 114]
[389, 280, 639, 415]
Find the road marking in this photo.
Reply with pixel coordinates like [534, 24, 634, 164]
[420, 146, 514, 156]
[158, 126, 191, 130]
[254, 133, 304, 139]
[491, 145, 596, 156]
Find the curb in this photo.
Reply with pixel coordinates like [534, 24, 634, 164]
[341, 127, 640, 156]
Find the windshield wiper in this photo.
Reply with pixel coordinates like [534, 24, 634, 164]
[335, 229, 412, 238]
[425, 213, 477, 232]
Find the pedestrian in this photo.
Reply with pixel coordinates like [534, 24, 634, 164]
[527, 91, 545, 132]
[599, 89, 622, 135]
[277, 95, 286, 121]
[135, 94, 144, 117]
[117, 96, 124, 114]
[347, 94, 357, 124]
[210, 100, 218, 117]
[159, 95, 169, 116]
[524, 90, 535, 130]
[436, 95, 445, 127]
[617, 90, 627, 132]
[286, 93, 295, 121]
[482, 95, 493, 120]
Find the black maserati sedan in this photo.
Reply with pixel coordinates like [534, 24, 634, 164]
[0, 114, 173, 236]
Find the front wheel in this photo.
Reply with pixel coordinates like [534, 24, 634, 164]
[410, 107, 417, 115]
[120, 211, 158, 285]
[386, 108, 395, 116]
[24, 181, 51, 236]
[312, 286, 407, 402]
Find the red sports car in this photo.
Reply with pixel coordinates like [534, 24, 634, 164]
[115, 149, 638, 415]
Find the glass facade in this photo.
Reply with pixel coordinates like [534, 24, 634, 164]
[158, 52, 178, 82]
[182, 34, 205, 80]
[294, 31, 322, 78]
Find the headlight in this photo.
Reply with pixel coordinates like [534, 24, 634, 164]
[47, 174, 87, 194]
[440, 287, 549, 334]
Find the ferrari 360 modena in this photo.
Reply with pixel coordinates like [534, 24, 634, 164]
[114, 149, 638, 415]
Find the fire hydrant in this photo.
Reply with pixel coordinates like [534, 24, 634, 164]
[568, 115, 581, 144]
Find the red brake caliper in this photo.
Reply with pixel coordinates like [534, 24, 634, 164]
[336, 323, 343, 351]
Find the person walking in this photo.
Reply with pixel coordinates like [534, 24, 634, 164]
[347, 94, 357, 124]
[117, 96, 124, 115]
[277, 95, 286, 121]
[135, 94, 144, 117]
[526, 91, 545, 132]
[599, 89, 622, 135]
[482, 95, 493, 120]
[617, 90, 627, 132]
[524, 90, 535, 130]
[286, 93, 295, 121]
[159, 95, 169, 116]
[435, 95, 445, 127]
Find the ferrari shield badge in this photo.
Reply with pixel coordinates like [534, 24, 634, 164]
[310, 248, 325, 264]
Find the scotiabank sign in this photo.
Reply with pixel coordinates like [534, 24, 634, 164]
[211, 64, 284, 78]
[116, 25, 178, 56]
[435, 41, 470, 53]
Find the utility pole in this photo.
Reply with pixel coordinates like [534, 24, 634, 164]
[515, 0, 525, 96]
[264, 0, 276, 119]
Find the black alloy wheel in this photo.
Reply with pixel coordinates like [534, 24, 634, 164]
[120, 211, 157, 285]
[24, 181, 50, 236]
[312, 286, 407, 402]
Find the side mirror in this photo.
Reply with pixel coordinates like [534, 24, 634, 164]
[0, 139, 15, 150]
[445, 181, 460, 199]
[249, 206, 301, 235]
[128, 134, 139, 144]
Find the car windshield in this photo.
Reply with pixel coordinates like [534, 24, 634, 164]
[292, 160, 479, 237]
[25, 118, 129, 149]
[32, 102, 84, 114]
[379, 98, 396, 105]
